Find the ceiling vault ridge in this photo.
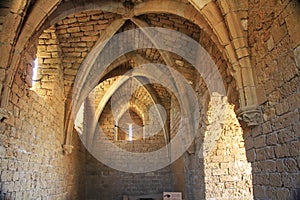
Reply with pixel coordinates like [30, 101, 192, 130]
[64, 18, 126, 148]
[0, 0, 261, 152]
[87, 55, 171, 150]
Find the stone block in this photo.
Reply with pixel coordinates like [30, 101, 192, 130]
[246, 148, 255, 162]
[44, 39, 57, 45]
[286, 13, 300, 48]
[277, 128, 294, 144]
[65, 52, 81, 57]
[274, 144, 289, 158]
[254, 135, 266, 148]
[94, 24, 108, 31]
[201, 2, 223, 26]
[81, 36, 98, 42]
[191, 0, 211, 10]
[254, 173, 269, 185]
[262, 122, 272, 134]
[256, 148, 266, 161]
[236, 47, 249, 58]
[265, 146, 275, 159]
[212, 168, 228, 176]
[269, 173, 282, 187]
[253, 185, 266, 198]
[1, 170, 13, 181]
[80, 25, 94, 32]
[51, 52, 60, 58]
[75, 47, 88, 52]
[46, 45, 59, 52]
[292, 120, 300, 136]
[67, 27, 80, 33]
[265, 186, 277, 200]
[91, 14, 104, 20]
[266, 36, 275, 51]
[63, 18, 77, 24]
[276, 188, 290, 199]
[275, 101, 289, 116]
[1, 13, 22, 45]
[283, 158, 298, 172]
[43, 58, 60, 64]
[271, 21, 287, 44]
[276, 159, 285, 172]
[64, 69, 78, 76]
[39, 33, 51, 39]
[78, 16, 90, 23]
[294, 45, 300, 68]
[263, 160, 278, 173]
[214, 22, 230, 46]
[38, 52, 51, 58]
[225, 12, 244, 39]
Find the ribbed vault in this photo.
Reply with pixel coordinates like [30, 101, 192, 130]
[1, 0, 258, 114]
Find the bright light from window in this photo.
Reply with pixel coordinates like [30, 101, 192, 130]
[128, 123, 133, 141]
[114, 121, 118, 141]
[32, 58, 38, 87]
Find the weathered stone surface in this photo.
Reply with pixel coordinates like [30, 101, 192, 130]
[0, 0, 299, 199]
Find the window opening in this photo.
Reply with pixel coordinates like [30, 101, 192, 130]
[32, 58, 39, 87]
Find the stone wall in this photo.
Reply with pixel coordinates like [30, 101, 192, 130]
[0, 31, 86, 199]
[55, 10, 121, 98]
[96, 99, 167, 153]
[84, 99, 174, 199]
[247, 0, 300, 199]
[176, 19, 253, 199]
[85, 153, 173, 200]
[204, 104, 253, 200]
[1, 1, 299, 200]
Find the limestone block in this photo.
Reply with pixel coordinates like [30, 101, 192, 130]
[201, 2, 223, 26]
[78, 16, 90, 23]
[67, 27, 80, 33]
[276, 188, 290, 199]
[267, 133, 278, 146]
[80, 25, 94, 32]
[91, 14, 104, 20]
[10, 0, 27, 14]
[271, 21, 287, 44]
[63, 18, 77, 24]
[267, 36, 275, 51]
[283, 158, 298, 172]
[274, 145, 289, 158]
[225, 12, 244, 39]
[212, 168, 228, 176]
[81, 36, 98, 42]
[190, 0, 211, 10]
[1, 13, 22, 44]
[294, 45, 300, 68]
[46, 45, 59, 52]
[214, 22, 230, 46]
[94, 24, 108, 31]
[286, 13, 300, 48]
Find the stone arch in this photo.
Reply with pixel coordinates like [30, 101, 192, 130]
[115, 100, 146, 125]
[85, 75, 169, 146]
[116, 107, 144, 141]
[1, 0, 254, 168]
[189, 0, 259, 106]
[63, 25, 223, 156]
[0, 6, 253, 189]
[0, 2, 260, 156]
[1, 0, 259, 118]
